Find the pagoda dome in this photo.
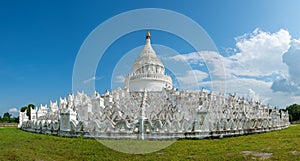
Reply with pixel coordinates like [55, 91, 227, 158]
[131, 31, 164, 74]
[124, 30, 173, 91]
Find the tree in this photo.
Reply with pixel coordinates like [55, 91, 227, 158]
[3, 112, 12, 122]
[3, 112, 11, 119]
[0, 112, 19, 123]
[286, 104, 300, 122]
[10, 116, 19, 123]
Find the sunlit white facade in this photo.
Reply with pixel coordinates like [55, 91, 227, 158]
[19, 31, 290, 140]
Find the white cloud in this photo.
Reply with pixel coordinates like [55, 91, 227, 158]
[230, 28, 290, 77]
[9, 108, 18, 113]
[271, 78, 300, 93]
[115, 75, 125, 83]
[176, 70, 208, 90]
[200, 77, 296, 107]
[168, 28, 300, 107]
[169, 51, 228, 80]
[171, 29, 291, 79]
[271, 39, 300, 94]
[198, 51, 229, 80]
[83, 76, 103, 84]
[169, 52, 204, 64]
[283, 39, 300, 83]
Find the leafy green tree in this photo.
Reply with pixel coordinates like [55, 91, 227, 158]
[0, 112, 19, 123]
[3, 112, 12, 122]
[10, 117, 19, 123]
[286, 104, 300, 122]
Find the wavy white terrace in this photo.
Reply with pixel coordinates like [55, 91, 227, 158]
[19, 31, 290, 139]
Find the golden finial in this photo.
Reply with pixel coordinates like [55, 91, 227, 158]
[146, 30, 150, 39]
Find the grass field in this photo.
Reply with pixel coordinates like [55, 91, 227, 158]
[1, 126, 300, 160]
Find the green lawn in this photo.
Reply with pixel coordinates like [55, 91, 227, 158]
[1, 126, 300, 160]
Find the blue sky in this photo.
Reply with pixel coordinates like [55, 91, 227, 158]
[1, 1, 300, 116]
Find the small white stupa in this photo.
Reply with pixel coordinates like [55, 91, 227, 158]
[124, 31, 172, 91]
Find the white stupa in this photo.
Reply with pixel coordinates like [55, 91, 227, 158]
[124, 31, 172, 91]
[19, 30, 290, 140]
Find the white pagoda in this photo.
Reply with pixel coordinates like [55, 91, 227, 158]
[18, 30, 290, 140]
[124, 31, 172, 91]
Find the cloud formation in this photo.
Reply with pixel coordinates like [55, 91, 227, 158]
[83, 76, 103, 84]
[176, 70, 208, 90]
[9, 108, 18, 113]
[115, 75, 125, 83]
[271, 39, 300, 94]
[168, 28, 300, 107]
[232, 28, 290, 77]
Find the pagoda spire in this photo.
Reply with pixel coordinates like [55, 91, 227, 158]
[146, 30, 150, 40]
